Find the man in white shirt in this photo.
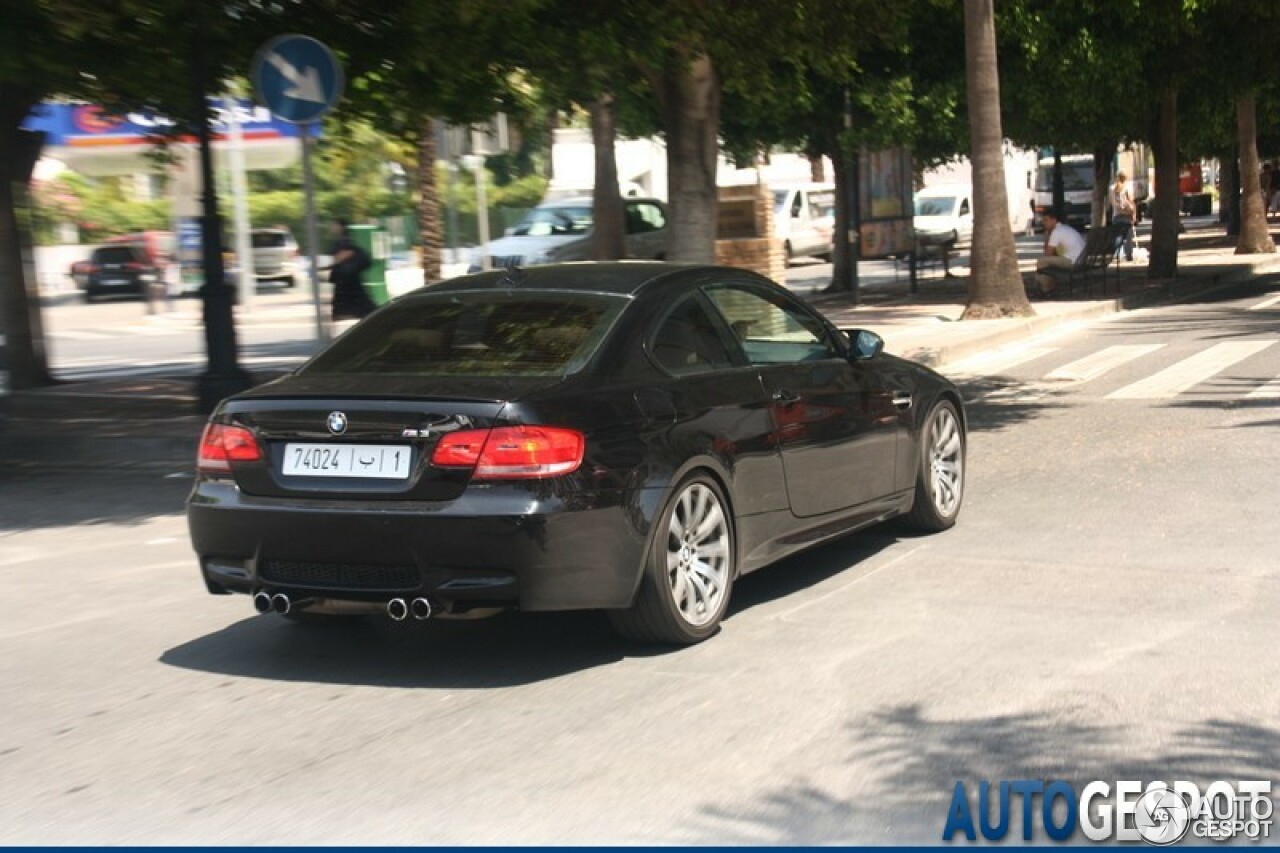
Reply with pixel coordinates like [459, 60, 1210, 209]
[1036, 209, 1086, 295]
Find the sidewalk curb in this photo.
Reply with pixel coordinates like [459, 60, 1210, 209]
[895, 301, 1120, 369]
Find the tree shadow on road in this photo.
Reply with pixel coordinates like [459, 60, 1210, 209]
[958, 376, 1073, 434]
[685, 703, 1280, 844]
[0, 469, 190, 534]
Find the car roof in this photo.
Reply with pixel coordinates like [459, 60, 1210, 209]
[917, 184, 968, 197]
[538, 196, 663, 208]
[418, 262, 720, 297]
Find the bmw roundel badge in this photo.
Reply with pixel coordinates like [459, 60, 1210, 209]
[327, 411, 348, 435]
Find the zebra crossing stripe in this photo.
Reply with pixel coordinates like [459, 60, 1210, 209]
[1044, 344, 1165, 383]
[1246, 376, 1280, 399]
[48, 329, 112, 341]
[1248, 293, 1280, 311]
[1106, 341, 1276, 399]
[948, 347, 1060, 378]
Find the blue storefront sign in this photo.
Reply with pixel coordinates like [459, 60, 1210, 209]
[22, 100, 307, 148]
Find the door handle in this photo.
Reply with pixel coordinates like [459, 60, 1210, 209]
[772, 389, 802, 406]
[892, 391, 913, 410]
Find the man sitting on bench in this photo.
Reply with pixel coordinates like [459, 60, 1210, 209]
[1036, 208, 1086, 296]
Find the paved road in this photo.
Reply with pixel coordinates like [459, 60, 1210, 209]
[2, 277, 1276, 844]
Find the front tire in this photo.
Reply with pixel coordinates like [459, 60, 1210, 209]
[902, 399, 965, 532]
[609, 473, 735, 645]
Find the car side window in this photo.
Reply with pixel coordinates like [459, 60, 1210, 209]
[705, 285, 838, 365]
[790, 194, 804, 219]
[626, 202, 666, 233]
[959, 198, 971, 216]
[650, 295, 736, 375]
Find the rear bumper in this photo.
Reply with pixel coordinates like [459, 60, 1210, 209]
[187, 480, 654, 612]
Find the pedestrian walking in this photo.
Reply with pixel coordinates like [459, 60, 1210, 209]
[1109, 172, 1137, 262]
[328, 218, 375, 323]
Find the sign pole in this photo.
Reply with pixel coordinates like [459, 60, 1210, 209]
[301, 123, 326, 343]
[252, 33, 343, 344]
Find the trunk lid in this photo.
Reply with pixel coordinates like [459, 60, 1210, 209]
[217, 374, 556, 501]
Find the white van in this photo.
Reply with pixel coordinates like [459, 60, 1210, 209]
[914, 184, 974, 248]
[772, 183, 835, 262]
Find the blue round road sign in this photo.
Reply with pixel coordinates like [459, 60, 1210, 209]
[252, 34, 343, 124]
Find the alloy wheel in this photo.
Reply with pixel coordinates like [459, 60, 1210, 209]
[928, 405, 964, 518]
[665, 483, 731, 627]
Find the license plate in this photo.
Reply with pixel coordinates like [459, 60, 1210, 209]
[282, 443, 412, 479]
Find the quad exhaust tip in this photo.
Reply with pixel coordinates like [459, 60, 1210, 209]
[252, 591, 272, 614]
[387, 598, 409, 621]
[271, 593, 291, 615]
[410, 597, 433, 621]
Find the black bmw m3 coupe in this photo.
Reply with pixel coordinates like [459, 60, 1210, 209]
[187, 262, 966, 644]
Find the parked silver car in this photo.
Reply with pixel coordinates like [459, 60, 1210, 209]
[250, 227, 299, 286]
[469, 197, 668, 271]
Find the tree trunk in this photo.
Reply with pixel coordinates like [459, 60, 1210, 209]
[1149, 87, 1180, 279]
[830, 146, 852, 290]
[658, 52, 720, 264]
[0, 85, 53, 390]
[1052, 151, 1065, 216]
[1092, 141, 1115, 229]
[418, 118, 443, 280]
[960, 0, 1031, 319]
[1234, 92, 1274, 254]
[590, 92, 626, 260]
[1224, 147, 1241, 237]
[809, 154, 825, 183]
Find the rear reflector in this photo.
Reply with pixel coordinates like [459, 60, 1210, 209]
[197, 423, 263, 473]
[431, 426, 584, 479]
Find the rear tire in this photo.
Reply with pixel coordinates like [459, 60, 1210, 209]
[609, 473, 735, 645]
[901, 399, 965, 532]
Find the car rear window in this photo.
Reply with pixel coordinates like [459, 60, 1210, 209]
[301, 290, 628, 377]
[93, 246, 143, 264]
[252, 231, 289, 248]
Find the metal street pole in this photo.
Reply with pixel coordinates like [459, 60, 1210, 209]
[223, 95, 255, 310]
[301, 124, 326, 343]
[473, 156, 491, 271]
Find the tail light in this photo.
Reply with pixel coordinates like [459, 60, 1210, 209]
[125, 262, 144, 271]
[197, 423, 262, 473]
[431, 426, 584, 479]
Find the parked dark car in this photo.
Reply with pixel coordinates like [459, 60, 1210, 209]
[84, 244, 160, 301]
[187, 263, 966, 644]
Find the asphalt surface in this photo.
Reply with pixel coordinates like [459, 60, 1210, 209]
[1, 276, 1277, 844]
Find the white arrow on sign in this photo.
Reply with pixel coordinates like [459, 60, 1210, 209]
[266, 51, 325, 104]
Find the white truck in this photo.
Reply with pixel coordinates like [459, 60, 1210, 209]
[1033, 146, 1150, 231]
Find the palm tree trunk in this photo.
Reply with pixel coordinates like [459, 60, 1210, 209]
[658, 52, 720, 264]
[1149, 87, 1180, 279]
[960, 0, 1031, 319]
[418, 118, 443, 280]
[590, 92, 626, 260]
[1234, 92, 1274, 254]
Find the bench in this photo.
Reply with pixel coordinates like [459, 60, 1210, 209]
[1044, 224, 1122, 297]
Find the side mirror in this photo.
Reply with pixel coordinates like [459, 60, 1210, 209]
[842, 328, 884, 361]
